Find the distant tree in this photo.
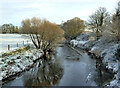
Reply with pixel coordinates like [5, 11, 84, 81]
[21, 17, 64, 56]
[0, 24, 19, 33]
[61, 17, 85, 39]
[88, 7, 109, 38]
[0, 26, 2, 33]
[14, 26, 19, 33]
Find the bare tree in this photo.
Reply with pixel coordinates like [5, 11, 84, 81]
[21, 17, 64, 54]
[112, 1, 120, 41]
[88, 7, 109, 38]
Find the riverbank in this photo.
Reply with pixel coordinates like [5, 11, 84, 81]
[3, 44, 97, 86]
[66, 43, 114, 86]
[0, 46, 43, 85]
[69, 32, 120, 87]
[2, 44, 116, 87]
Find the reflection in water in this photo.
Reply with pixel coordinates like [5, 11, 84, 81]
[3, 45, 114, 87]
[86, 58, 114, 86]
[22, 58, 63, 87]
[95, 58, 103, 86]
[94, 58, 114, 86]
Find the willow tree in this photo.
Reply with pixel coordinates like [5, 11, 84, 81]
[21, 17, 64, 53]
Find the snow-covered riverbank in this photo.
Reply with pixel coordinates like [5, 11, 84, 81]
[0, 47, 43, 83]
[70, 32, 120, 87]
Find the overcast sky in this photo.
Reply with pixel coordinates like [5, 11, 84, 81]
[0, 0, 119, 26]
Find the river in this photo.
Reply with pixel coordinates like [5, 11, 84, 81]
[2, 44, 113, 87]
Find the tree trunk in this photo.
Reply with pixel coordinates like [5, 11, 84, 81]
[43, 49, 51, 60]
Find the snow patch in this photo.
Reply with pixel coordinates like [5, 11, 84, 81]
[0, 48, 43, 80]
[70, 40, 88, 47]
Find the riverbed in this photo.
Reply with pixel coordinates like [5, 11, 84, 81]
[2, 44, 113, 87]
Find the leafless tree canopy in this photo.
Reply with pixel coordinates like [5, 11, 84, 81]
[112, 1, 120, 40]
[88, 7, 109, 37]
[21, 17, 64, 52]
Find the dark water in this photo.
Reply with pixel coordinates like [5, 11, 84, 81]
[3, 45, 113, 87]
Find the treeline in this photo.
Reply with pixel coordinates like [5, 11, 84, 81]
[1, 1, 120, 42]
[61, 1, 120, 42]
[0, 1, 119, 59]
[0, 24, 19, 34]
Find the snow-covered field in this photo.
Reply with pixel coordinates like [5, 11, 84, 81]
[0, 34, 32, 53]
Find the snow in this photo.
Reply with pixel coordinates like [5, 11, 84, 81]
[78, 41, 88, 45]
[106, 62, 118, 72]
[102, 44, 119, 63]
[0, 76, 2, 81]
[71, 32, 120, 86]
[70, 39, 88, 47]
[86, 72, 92, 82]
[0, 34, 43, 81]
[91, 47, 97, 51]
[109, 80, 119, 86]
[0, 48, 43, 80]
[70, 40, 78, 47]
[0, 34, 32, 53]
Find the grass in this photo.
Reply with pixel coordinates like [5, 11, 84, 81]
[0, 46, 30, 58]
